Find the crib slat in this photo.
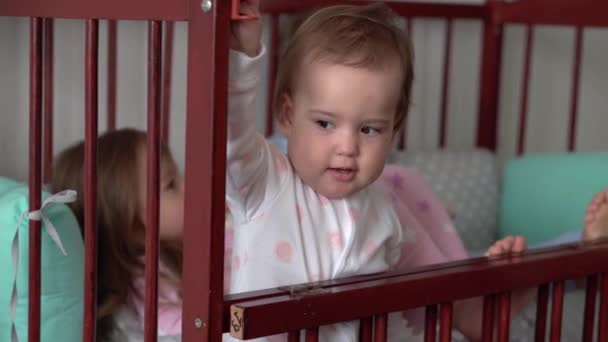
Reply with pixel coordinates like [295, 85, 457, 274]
[43, 18, 54, 184]
[161, 21, 174, 142]
[305, 327, 319, 342]
[374, 313, 388, 342]
[535, 283, 549, 342]
[482, 294, 495, 342]
[28, 16, 43, 342]
[496, 292, 511, 342]
[477, 1, 503, 151]
[288, 331, 300, 342]
[83, 18, 99, 342]
[582, 274, 598, 342]
[439, 18, 453, 148]
[549, 280, 565, 342]
[407, 17, 414, 42]
[359, 316, 373, 342]
[517, 24, 534, 155]
[266, 14, 279, 137]
[398, 109, 409, 150]
[439, 302, 453, 342]
[567, 26, 583, 151]
[143, 20, 163, 342]
[398, 17, 414, 151]
[425, 304, 438, 342]
[598, 273, 608, 342]
[107, 20, 117, 130]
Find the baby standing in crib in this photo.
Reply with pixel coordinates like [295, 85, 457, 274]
[227, 1, 531, 341]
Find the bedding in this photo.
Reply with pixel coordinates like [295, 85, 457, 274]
[499, 152, 608, 245]
[0, 177, 84, 342]
[389, 149, 500, 253]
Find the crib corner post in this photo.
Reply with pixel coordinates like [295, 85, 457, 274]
[181, 0, 231, 341]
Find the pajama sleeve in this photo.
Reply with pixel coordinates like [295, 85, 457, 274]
[226, 47, 287, 220]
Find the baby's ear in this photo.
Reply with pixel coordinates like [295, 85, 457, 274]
[277, 94, 294, 135]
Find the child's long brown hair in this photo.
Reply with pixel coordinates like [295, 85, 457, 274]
[51, 128, 182, 338]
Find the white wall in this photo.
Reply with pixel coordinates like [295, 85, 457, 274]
[1, 1, 608, 182]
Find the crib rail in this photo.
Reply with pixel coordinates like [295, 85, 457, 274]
[4, 1, 608, 342]
[227, 241, 608, 340]
[497, 0, 608, 27]
[0, 0, 188, 20]
[261, 0, 485, 17]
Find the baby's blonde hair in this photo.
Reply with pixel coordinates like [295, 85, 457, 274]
[273, 3, 414, 132]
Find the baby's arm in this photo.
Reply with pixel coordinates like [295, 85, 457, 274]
[226, 1, 281, 217]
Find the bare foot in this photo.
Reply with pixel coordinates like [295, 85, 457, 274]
[582, 189, 608, 241]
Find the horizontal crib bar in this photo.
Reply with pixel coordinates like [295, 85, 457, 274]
[0, 0, 188, 20]
[228, 242, 608, 339]
[496, 0, 608, 27]
[260, 0, 486, 19]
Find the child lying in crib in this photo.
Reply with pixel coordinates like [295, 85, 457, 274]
[225, 1, 530, 341]
[51, 129, 184, 342]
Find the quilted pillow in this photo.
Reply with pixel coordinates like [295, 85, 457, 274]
[0, 177, 84, 342]
[499, 152, 608, 245]
[389, 149, 500, 253]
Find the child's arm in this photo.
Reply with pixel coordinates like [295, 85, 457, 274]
[227, 1, 280, 218]
[453, 236, 535, 342]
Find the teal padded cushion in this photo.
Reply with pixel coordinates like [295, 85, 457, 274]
[499, 153, 608, 245]
[0, 177, 84, 342]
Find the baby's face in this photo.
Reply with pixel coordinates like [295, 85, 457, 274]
[279, 59, 402, 199]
